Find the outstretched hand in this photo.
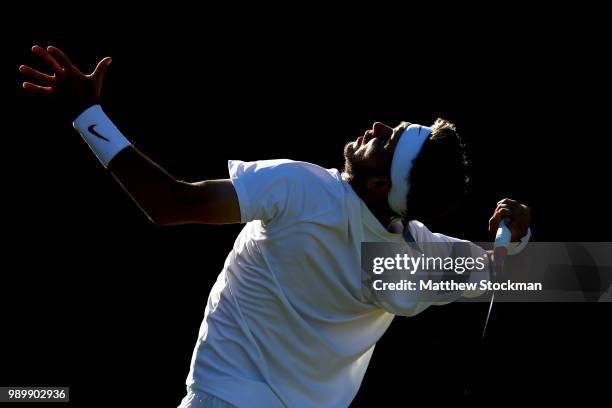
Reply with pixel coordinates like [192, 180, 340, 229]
[19, 45, 112, 118]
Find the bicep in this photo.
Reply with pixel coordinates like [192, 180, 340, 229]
[174, 179, 241, 225]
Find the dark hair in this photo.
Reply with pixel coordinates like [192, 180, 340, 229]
[403, 118, 469, 224]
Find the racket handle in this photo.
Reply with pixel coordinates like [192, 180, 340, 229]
[494, 218, 511, 259]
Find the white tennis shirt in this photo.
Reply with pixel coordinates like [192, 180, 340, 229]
[186, 159, 488, 407]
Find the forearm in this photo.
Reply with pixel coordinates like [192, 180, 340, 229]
[70, 105, 184, 225]
[108, 146, 188, 225]
[72, 105, 240, 226]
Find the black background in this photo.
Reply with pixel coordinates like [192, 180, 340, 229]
[4, 5, 611, 407]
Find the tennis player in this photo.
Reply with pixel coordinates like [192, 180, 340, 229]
[20, 46, 531, 408]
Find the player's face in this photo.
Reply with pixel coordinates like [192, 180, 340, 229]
[343, 122, 410, 179]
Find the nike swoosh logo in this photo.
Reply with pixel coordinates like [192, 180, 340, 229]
[87, 124, 110, 142]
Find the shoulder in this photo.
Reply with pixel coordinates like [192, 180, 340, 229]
[408, 219, 473, 246]
[407, 220, 458, 243]
[229, 159, 342, 188]
[406, 220, 432, 241]
[227, 159, 348, 224]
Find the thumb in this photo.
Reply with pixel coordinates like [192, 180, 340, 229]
[92, 57, 112, 80]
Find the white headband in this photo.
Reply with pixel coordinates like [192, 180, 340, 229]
[388, 124, 433, 217]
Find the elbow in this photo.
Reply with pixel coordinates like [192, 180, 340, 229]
[147, 201, 188, 227]
[148, 210, 176, 227]
[138, 203, 176, 226]
[144, 181, 193, 227]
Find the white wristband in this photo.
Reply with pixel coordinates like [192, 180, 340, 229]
[507, 227, 532, 255]
[73, 105, 131, 168]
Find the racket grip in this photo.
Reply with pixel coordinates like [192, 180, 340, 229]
[494, 218, 511, 259]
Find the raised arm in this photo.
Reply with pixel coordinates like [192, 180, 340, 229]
[108, 147, 240, 225]
[19, 45, 240, 226]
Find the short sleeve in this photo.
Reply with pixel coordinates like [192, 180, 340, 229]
[411, 220, 491, 301]
[370, 221, 491, 316]
[228, 159, 334, 225]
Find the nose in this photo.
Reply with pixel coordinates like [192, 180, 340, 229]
[371, 122, 393, 139]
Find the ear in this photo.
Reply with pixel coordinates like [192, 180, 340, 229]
[366, 175, 391, 194]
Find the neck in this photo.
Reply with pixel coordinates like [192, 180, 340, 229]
[349, 179, 397, 231]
